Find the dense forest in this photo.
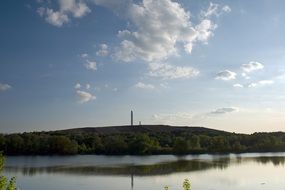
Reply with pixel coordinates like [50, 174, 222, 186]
[1, 125, 285, 155]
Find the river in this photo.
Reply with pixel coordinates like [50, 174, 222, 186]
[3, 153, 285, 190]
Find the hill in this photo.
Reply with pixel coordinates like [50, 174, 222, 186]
[2, 125, 285, 155]
[54, 125, 230, 136]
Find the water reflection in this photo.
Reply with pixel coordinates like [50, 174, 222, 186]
[5, 155, 285, 177]
[3, 154, 285, 190]
[4, 159, 230, 176]
[254, 156, 285, 165]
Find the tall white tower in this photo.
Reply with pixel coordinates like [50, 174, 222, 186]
[131, 110, 133, 126]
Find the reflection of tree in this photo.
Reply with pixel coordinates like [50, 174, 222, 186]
[4, 156, 285, 177]
[253, 156, 285, 166]
[4, 159, 230, 177]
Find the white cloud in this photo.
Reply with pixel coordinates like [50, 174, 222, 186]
[96, 44, 109, 56]
[222, 5, 231, 13]
[200, 2, 231, 18]
[259, 80, 274, 85]
[81, 53, 88, 58]
[215, 70, 237, 81]
[76, 90, 96, 103]
[241, 72, 250, 80]
[115, 0, 228, 62]
[0, 83, 11, 92]
[42, 8, 69, 27]
[248, 80, 274, 88]
[86, 83, 91, 89]
[195, 19, 217, 43]
[37, 0, 91, 27]
[210, 107, 239, 115]
[135, 82, 155, 90]
[241, 61, 264, 73]
[60, 0, 90, 18]
[74, 83, 81, 89]
[84, 60, 97, 71]
[148, 62, 199, 79]
[233, 83, 244, 88]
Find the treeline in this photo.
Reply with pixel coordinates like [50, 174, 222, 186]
[1, 131, 285, 155]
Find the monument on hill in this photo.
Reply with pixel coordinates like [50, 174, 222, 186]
[131, 110, 133, 126]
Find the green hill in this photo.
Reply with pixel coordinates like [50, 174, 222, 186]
[54, 125, 230, 136]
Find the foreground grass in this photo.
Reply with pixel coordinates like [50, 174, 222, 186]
[164, 179, 191, 190]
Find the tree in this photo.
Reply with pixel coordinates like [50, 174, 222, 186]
[103, 135, 128, 154]
[189, 135, 201, 151]
[129, 134, 160, 154]
[49, 136, 78, 154]
[5, 135, 24, 155]
[210, 136, 230, 152]
[84, 135, 104, 153]
[0, 135, 5, 152]
[173, 137, 190, 154]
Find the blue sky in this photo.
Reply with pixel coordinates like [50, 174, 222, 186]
[1, 0, 285, 133]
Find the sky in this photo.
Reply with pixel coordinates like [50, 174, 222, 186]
[1, 0, 285, 134]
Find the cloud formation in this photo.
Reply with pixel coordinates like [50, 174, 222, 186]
[135, 82, 155, 90]
[210, 107, 239, 115]
[215, 70, 237, 81]
[241, 61, 264, 73]
[74, 83, 81, 89]
[200, 2, 231, 18]
[96, 44, 109, 56]
[84, 60, 97, 71]
[80, 53, 88, 58]
[233, 83, 244, 88]
[76, 90, 96, 103]
[148, 62, 199, 79]
[248, 80, 274, 88]
[115, 0, 229, 62]
[37, 0, 91, 27]
[0, 83, 11, 92]
[86, 83, 91, 89]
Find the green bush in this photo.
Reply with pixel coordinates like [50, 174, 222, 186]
[164, 179, 191, 190]
[0, 154, 17, 190]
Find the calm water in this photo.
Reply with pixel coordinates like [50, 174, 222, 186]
[3, 153, 285, 190]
